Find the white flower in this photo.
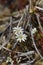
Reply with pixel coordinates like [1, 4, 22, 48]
[13, 26, 27, 42]
[16, 33, 27, 42]
[6, 57, 14, 65]
[31, 28, 37, 34]
[13, 26, 23, 35]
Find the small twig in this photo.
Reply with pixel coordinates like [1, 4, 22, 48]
[17, 51, 34, 57]
[8, 16, 12, 38]
[36, 0, 40, 6]
[12, 42, 18, 49]
[13, 20, 19, 24]
[27, 58, 35, 63]
[25, 15, 31, 29]
[17, 14, 24, 27]
[29, 0, 32, 10]
[0, 23, 9, 41]
[38, 0, 43, 5]
[25, 31, 29, 35]
[35, 6, 43, 11]
[0, 32, 13, 49]
[22, 7, 28, 28]
[3, 47, 11, 52]
[35, 13, 43, 33]
[0, 40, 9, 49]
